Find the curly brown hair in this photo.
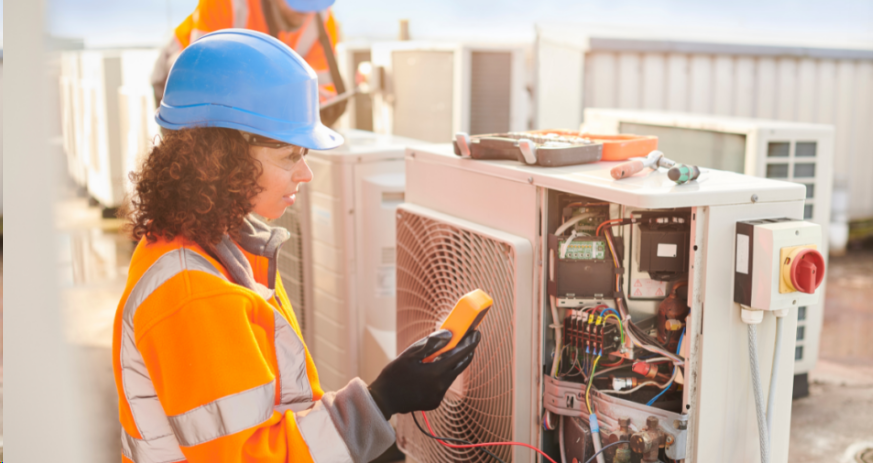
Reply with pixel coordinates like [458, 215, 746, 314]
[125, 127, 263, 247]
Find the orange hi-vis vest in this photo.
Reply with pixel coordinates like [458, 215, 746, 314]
[152, 0, 339, 101]
[112, 216, 395, 463]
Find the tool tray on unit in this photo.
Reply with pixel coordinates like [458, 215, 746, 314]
[453, 131, 603, 167]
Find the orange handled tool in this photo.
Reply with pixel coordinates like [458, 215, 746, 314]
[611, 150, 676, 180]
[423, 289, 493, 363]
[610, 159, 646, 179]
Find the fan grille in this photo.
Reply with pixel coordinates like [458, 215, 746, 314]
[396, 208, 517, 463]
[273, 203, 307, 335]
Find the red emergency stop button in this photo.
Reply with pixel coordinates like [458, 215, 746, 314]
[789, 248, 825, 294]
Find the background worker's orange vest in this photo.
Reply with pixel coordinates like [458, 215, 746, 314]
[152, 0, 340, 102]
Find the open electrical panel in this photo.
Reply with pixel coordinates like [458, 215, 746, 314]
[542, 190, 693, 463]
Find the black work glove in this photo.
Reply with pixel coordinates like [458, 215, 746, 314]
[368, 329, 482, 420]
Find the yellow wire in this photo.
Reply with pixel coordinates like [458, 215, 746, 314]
[586, 355, 601, 414]
[604, 313, 625, 345]
[604, 228, 620, 268]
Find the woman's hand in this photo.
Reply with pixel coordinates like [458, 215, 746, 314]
[367, 329, 482, 420]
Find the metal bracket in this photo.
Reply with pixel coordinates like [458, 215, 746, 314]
[455, 132, 472, 158]
[516, 138, 538, 165]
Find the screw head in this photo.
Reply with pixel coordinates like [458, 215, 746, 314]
[751, 194, 759, 203]
[528, 176, 534, 184]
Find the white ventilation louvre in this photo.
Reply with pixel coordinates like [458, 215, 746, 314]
[272, 189, 312, 339]
[370, 42, 528, 144]
[469, 51, 513, 135]
[395, 206, 519, 463]
[391, 50, 455, 143]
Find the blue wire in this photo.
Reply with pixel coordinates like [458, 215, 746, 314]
[677, 330, 685, 354]
[646, 328, 686, 406]
[600, 308, 621, 319]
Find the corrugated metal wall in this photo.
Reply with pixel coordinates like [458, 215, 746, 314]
[580, 49, 873, 220]
[469, 51, 513, 135]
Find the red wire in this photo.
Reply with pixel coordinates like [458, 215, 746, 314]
[420, 411, 558, 463]
[596, 218, 623, 236]
[600, 358, 624, 367]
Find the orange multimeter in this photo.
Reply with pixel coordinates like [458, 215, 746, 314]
[423, 289, 493, 363]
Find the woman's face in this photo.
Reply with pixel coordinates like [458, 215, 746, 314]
[248, 144, 313, 219]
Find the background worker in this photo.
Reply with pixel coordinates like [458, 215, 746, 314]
[151, 0, 344, 122]
[117, 29, 481, 462]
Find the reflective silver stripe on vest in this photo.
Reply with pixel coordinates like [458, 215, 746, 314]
[120, 249, 226, 461]
[231, 0, 249, 28]
[274, 310, 314, 405]
[275, 401, 314, 414]
[122, 249, 226, 328]
[294, 15, 320, 58]
[168, 380, 276, 447]
[295, 401, 353, 463]
[122, 429, 186, 463]
[316, 70, 332, 86]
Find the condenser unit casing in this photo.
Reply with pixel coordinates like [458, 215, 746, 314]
[583, 108, 832, 380]
[274, 129, 427, 392]
[396, 143, 805, 463]
[334, 41, 374, 132]
[370, 41, 529, 143]
[60, 49, 160, 208]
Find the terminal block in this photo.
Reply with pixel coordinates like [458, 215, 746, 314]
[563, 310, 620, 355]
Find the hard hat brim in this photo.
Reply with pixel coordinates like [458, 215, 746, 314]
[156, 107, 344, 151]
[283, 0, 335, 13]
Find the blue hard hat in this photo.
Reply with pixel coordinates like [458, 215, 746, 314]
[156, 29, 343, 150]
[284, 0, 335, 12]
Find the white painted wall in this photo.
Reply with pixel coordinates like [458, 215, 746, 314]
[1, 56, 4, 216]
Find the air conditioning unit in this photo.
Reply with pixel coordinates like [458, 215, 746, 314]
[59, 51, 88, 188]
[118, 50, 161, 201]
[273, 129, 427, 392]
[334, 41, 374, 132]
[76, 49, 159, 210]
[369, 41, 529, 143]
[534, 24, 873, 240]
[271, 185, 315, 349]
[396, 143, 811, 462]
[582, 108, 832, 391]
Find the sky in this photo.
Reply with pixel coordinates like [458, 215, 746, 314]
[26, 0, 873, 49]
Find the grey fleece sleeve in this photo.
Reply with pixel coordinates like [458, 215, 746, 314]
[321, 377, 396, 463]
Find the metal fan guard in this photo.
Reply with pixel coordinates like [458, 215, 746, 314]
[395, 209, 517, 463]
[272, 206, 307, 333]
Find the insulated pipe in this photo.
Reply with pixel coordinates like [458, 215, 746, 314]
[589, 414, 606, 463]
[550, 294, 563, 378]
[766, 315, 785, 436]
[748, 324, 771, 463]
[559, 416, 567, 463]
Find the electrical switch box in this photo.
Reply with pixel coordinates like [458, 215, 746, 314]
[639, 226, 689, 278]
[549, 235, 615, 301]
[734, 219, 825, 312]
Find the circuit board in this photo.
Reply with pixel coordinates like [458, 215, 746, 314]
[558, 238, 608, 260]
